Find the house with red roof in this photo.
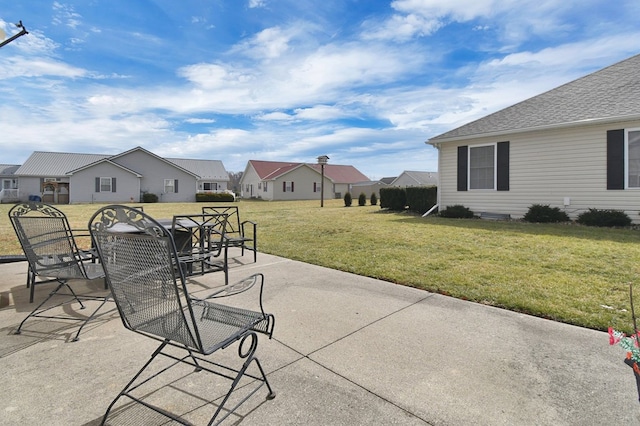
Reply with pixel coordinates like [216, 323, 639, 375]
[240, 160, 369, 201]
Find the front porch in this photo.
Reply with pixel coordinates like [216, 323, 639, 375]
[0, 188, 19, 204]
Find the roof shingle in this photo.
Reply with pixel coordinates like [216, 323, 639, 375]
[430, 53, 640, 142]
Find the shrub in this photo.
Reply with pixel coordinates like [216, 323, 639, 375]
[379, 187, 406, 211]
[577, 208, 631, 227]
[142, 193, 158, 203]
[405, 186, 437, 214]
[358, 192, 366, 206]
[195, 192, 235, 202]
[370, 193, 378, 206]
[439, 205, 474, 219]
[523, 204, 570, 223]
[344, 192, 352, 207]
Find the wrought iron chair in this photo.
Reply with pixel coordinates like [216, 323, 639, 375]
[8, 202, 108, 341]
[89, 205, 275, 425]
[171, 213, 230, 284]
[202, 206, 257, 262]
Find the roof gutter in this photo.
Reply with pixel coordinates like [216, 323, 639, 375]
[426, 113, 640, 146]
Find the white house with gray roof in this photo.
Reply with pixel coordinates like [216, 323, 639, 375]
[391, 171, 438, 187]
[11, 146, 230, 204]
[428, 53, 640, 222]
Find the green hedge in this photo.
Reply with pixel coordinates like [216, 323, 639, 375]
[405, 186, 437, 214]
[379, 186, 437, 213]
[195, 192, 235, 202]
[379, 187, 406, 211]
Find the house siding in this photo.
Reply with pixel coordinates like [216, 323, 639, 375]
[273, 166, 325, 201]
[69, 163, 139, 204]
[240, 165, 261, 199]
[114, 151, 197, 203]
[438, 119, 640, 221]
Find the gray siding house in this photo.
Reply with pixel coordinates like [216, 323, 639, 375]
[428, 53, 640, 222]
[12, 147, 230, 204]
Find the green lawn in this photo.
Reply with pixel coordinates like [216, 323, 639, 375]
[1, 199, 638, 332]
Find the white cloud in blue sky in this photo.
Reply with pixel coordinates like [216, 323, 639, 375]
[0, 0, 639, 179]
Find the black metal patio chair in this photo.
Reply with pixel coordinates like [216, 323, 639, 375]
[202, 206, 257, 262]
[8, 202, 108, 341]
[89, 205, 275, 425]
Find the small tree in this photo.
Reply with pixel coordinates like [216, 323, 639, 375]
[370, 193, 378, 206]
[358, 192, 366, 206]
[344, 192, 352, 207]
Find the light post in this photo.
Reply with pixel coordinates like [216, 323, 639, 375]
[317, 155, 329, 207]
[0, 21, 28, 49]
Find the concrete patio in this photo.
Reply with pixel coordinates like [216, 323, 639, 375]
[1, 250, 639, 425]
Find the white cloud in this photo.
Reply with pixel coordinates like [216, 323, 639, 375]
[248, 0, 267, 8]
[52, 2, 83, 29]
[184, 118, 216, 124]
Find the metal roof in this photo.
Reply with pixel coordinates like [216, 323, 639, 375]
[430, 53, 640, 143]
[14, 149, 229, 180]
[166, 158, 229, 181]
[15, 152, 109, 176]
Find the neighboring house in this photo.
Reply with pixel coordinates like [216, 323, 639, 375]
[12, 146, 230, 204]
[240, 160, 369, 201]
[428, 53, 640, 222]
[380, 177, 397, 185]
[350, 180, 389, 199]
[0, 164, 20, 203]
[391, 170, 438, 187]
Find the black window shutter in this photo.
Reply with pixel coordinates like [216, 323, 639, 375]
[111, 178, 116, 192]
[95, 177, 100, 192]
[457, 146, 468, 191]
[313, 182, 316, 192]
[497, 141, 510, 191]
[291, 181, 294, 192]
[607, 129, 625, 190]
[283, 181, 286, 192]
[174, 179, 178, 193]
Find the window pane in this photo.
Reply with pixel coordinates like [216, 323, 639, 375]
[164, 179, 175, 193]
[628, 131, 640, 188]
[469, 145, 495, 189]
[100, 177, 111, 192]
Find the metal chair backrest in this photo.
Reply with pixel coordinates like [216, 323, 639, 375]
[9, 202, 87, 279]
[171, 213, 228, 258]
[201, 206, 241, 236]
[89, 205, 202, 350]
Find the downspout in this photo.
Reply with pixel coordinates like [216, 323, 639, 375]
[422, 141, 441, 217]
[422, 203, 439, 217]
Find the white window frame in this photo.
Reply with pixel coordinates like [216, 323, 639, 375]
[2, 178, 17, 190]
[625, 128, 640, 189]
[263, 182, 268, 192]
[314, 182, 322, 192]
[468, 143, 496, 190]
[164, 179, 175, 193]
[100, 177, 112, 192]
[284, 181, 293, 192]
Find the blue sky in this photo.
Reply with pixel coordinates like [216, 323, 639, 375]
[1, 1, 639, 179]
